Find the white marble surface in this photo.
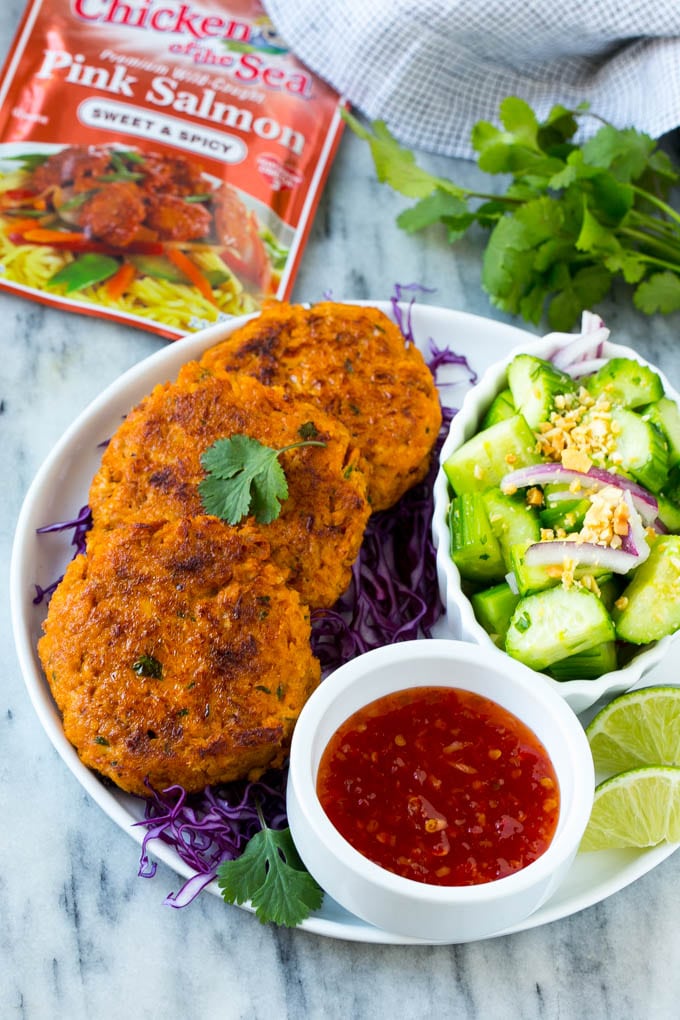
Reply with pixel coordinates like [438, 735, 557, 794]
[3, 3, 680, 1017]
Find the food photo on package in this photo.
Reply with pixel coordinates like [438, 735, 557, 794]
[0, 0, 344, 338]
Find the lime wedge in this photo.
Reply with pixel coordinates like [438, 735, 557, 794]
[580, 766, 680, 851]
[586, 685, 680, 774]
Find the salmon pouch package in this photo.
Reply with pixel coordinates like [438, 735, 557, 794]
[0, 0, 343, 338]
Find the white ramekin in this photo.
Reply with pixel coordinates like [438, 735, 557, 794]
[287, 639, 594, 942]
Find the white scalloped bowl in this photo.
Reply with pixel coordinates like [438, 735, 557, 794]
[287, 639, 594, 943]
[432, 333, 680, 715]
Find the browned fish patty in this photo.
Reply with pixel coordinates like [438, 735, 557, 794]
[88, 363, 370, 609]
[38, 518, 321, 796]
[199, 301, 442, 511]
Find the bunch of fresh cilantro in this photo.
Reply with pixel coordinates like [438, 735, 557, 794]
[345, 98, 680, 330]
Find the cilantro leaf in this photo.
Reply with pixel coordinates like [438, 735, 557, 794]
[548, 264, 612, 331]
[603, 249, 647, 284]
[581, 125, 656, 182]
[199, 434, 324, 525]
[341, 110, 467, 201]
[536, 105, 580, 155]
[482, 196, 564, 318]
[498, 96, 540, 145]
[341, 111, 441, 199]
[634, 271, 680, 315]
[397, 189, 469, 233]
[217, 823, 324, 927]
[576, 204, 620, 254]
[249, 456, 288, 525]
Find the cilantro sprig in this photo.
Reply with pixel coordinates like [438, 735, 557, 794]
[345, 98, 680, 330]
[199, 433, 326, 525]
[217, 804, 324, 927]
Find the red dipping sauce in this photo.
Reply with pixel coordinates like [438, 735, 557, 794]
[316, 686, 560, 887]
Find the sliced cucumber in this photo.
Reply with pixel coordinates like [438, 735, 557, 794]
[597, 575, 625, 614]
[663, 465, 680, 505]
[547, 641, 618, 680]
[656, 494, 680, 534]
[505, 587, 615, 671]
[443, 414, 540, 494]
[480, 388, 516, 429]
[642, 397, 680, 468]
[510, 541, 614, 597]
[542, 482, 580, 501]
[509, 541, 561, 596]
[448, 494, 506, 583]
[507, 354, 575, 428]
[471, 583, 521, 645]
[483, 488, 541, 569]
[613, 536, 680, 643]
[608, 407, 669, 493]
[585, 357, 664, 408]
[541, 483, 590, 530]
[539, 498, 590, 532]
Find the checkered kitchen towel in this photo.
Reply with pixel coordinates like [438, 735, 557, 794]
[263, 0, 680, 158]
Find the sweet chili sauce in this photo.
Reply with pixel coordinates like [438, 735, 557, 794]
[316, 686, 560, 887]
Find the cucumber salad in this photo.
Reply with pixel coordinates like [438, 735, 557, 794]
[443, 317, 680, 681]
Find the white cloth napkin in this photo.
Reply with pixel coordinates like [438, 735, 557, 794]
[263, 0, 680, 158]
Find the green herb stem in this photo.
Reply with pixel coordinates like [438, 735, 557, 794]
[627, 208, 680, 239]
[630, 186, 680, 228]
[618, 226, 680, 267]
[276, 440, 328, 455]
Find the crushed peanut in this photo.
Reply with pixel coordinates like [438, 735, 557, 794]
[535, 388, 620, 470]
[580, 485, 631, 548]
[560, 558, 576, 588]
[578, 574, 602, 597]
[561, 447, 593, 473]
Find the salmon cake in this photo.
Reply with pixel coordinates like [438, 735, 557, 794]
[199, 301, 443, 511]
[88, 363, 370, 609]
[38, 518, 321, 796]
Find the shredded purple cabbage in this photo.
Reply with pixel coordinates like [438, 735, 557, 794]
[33, 504, 92, 604]
[137, 772, 288, 908]
[427, 336, 478, 386]
[390, 282, 436, 344]
[34, 285, 479, 908]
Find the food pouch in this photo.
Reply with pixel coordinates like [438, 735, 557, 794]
[0, 0, 343, 338]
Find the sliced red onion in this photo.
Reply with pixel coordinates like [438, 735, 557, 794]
[581, 310, 606, 335]
[620, 491, 651, 563]
[502, 463, 598, 491]
[550, 326, 610, 370]
[501, 464, 658, 524]
[505, 571, 519, 594]
[563, 357, 608, 379]
[524, 540, 641, 574]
